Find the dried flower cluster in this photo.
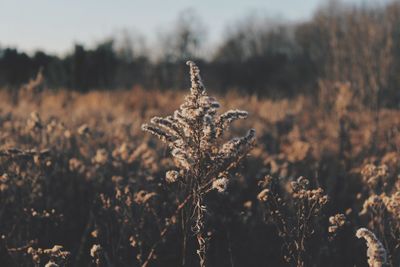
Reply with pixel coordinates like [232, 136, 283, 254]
[356, 228, 387, 267]
[142, 61, 255, 185]
[90, 244, 104, 266]
[358, 162, 400, 266]
[258, 175, 328, 266]
[361, 164, 389, 191]
[27, 245, 70, 267]
[142, 61, 255, 266]
[382, 191, 400, 219]
[360, 194, 384, 215]
[290, 176, 328, 206]
[328, 213, 346, 233]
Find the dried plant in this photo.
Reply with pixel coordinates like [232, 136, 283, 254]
[356, 228, 387, 267]
[361, 164, 389, 193]
[142, 61, 255, 266]
[328, 213, 346, 235]
[358, 162, 400, 266]
[90, 244, 105, 267]
[1, 67, 400, 266]
[258, 175, 328, 266]
[27, 245, 70, 267]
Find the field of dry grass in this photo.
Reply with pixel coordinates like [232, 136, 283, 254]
[0, 64, 399, 267]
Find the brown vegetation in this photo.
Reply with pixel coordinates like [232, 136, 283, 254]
[0, 62, 400, 266]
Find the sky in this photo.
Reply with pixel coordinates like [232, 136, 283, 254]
[0, 0, 392, 55]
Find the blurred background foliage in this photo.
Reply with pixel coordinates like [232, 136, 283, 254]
[1, 1, 400, 107]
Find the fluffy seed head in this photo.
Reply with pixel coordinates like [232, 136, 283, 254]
[166, 170, 179, 183]
[212, 177, 229, 193]
[356, 228, 387, 267]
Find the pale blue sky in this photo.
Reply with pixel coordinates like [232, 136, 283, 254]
[0, 0, 391, 55]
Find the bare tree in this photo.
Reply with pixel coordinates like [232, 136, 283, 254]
[157, 9, 207, 62]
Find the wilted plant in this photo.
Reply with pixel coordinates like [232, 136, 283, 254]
[27, 245, 70, 267]
[361, 164, 389, 193]
[359, 191, 400, 265]
[2, 60, 400, 266]
[142, 61, 255, 266]
[90, 244, 104, 267]
[328, 213, 346, 235]
[356, 228, 387, 267]
[358, 163, 400, 265]
[258, 175, 328, 266]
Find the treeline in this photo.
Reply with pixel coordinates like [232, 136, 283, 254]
[1, 1, 400, 105]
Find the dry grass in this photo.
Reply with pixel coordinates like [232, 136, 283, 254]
[0, 64, 400, 266]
